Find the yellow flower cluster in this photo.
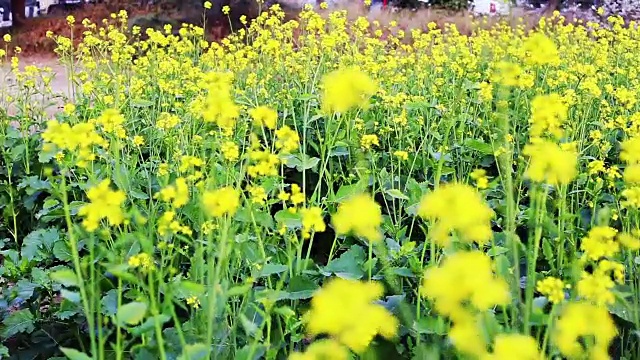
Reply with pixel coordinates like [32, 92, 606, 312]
[332, 194, 383, 243]
[417, 183, 494, 247]
[305, 278, 397, 353]
[78, 179, 127, 232]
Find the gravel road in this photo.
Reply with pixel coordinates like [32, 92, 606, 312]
[1, 55, 72, 117]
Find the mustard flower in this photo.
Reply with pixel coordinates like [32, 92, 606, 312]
[78, 179, 127, 232]
[321, 67, 377, 114]
[305, 278, 398, 353]
[202, 187, 240, 218]
[332, 194, 383, 243]
[417, 183, 494, 247]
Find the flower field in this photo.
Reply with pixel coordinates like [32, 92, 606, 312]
[2, 5, 640, 359]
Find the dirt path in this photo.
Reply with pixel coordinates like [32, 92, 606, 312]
[1, 55, 71, 117]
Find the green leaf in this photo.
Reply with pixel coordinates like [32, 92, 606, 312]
[178, 343, 210, 360]
[258, 263, 288, 278]
[285, 275, 318, 300]
[173, 280, 206, 300]
[130, 99, 154, 108]
[542, 238, 555, 263]
[15, 279, 38, 299]
[1, 309, 35, 338]
[0, 344, 9, 357]
[464, 138, 493, 155]
[227, 284, 252, 297]
[413, 316, 447, 335]
[53, 241, 72, 262]
[384, 189, 409, 201]
[283, 154, 321, 171]
[331, 183, 362, 203]
[116, 302, 148, 326]
[60, 347, 94, 360]
[131, 314, 171, 336]
[50, 269, 79, 287]
[21, 228, 60, 261]
[274, 210, 302, 228]
[101, 290, 118, 316]
[235, 345, 266, 360]
[130, 190, 149, 200]
[486, 246, 509, 257]
[322, 245, 366, 280]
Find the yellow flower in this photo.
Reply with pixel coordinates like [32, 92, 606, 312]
[421, 251, 510, 321]
[132, 135, 145, 146]
[618, 231, 640, 251]
[78, 180, 127, 232]
[360, 134, 379, 150]
[128, 253, 154, 271]
[321, 67, 377, 114]
[300, 207, 326, 239]
[275, 126, 300, 154]
[523, 140, 578, 186]
[491, 61, 523, 87]
[220, 141, 240, 161]
[523, 33, 559, 66]
[448, 317, 488, 357]
[470, 169, 489, 189]
[289, 339, 349, 360]
[222, 5, 230, 14]
[417, 183, 494, 247]
[158, 163, 170, 176]
[529, 94, 568, 139]
[248, 185, 267, 205]
[186, 296, 201, 309]
[620, 137, 640, 164]
[580, 226, 619, 260]
[536, 277, 566, 304]
[204, 1, 212, 9]
[482, 334, 544, 360]
[290, 184, 305, 206]
[202, 187, 240, 217]
[332, 194, 382, 243]
[96, 108, 127, 138]
[63, 103, 76, 115]
[553, 302, 617, 360]
[156, 178, 189, 208]
[3, 34, 11, 42]
[249, 106, 278, 130]
[66, 15, 75, 25]
[393, 150, 408, 161]
[623, 164, 640, 184]
[305, 278, 398, 353]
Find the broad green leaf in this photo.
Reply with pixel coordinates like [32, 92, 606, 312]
[173, 280, 206, 299]
[60, 347, 93, 360]
[463, 138, 493, 155]
[1, 309, 35, 338]
[322, 245, 366, 280]
[53, 241, 72, 262]
[486, 246, 509, 257]
[235, 345, 266, 360]
[274, 210, 302, 228]
[101, 290, 118, 316]
[116, 302, 148, 326]
[227, 284, 252, 297]
[258, 263, 288, 278]
[178, 343, 210, 360]
[384, 189, 409, 201]
[50, 269, 79, 287]
[331, 183, 361, 203]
